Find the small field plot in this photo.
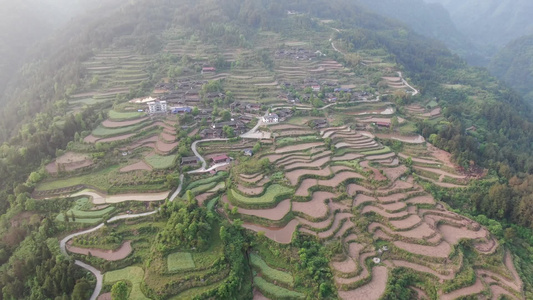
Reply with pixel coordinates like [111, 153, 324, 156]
[92, 121, 148, 138]
[145, 153, 178, 169]
[36, 166, 118, 191]
[104, 266, 148, 300]
[184, 172, 228, 192]
[228, 184, 293, 208]
[108, 110, 145, 121]
[167, 252, 195, 272]
[253, 277, 304, 299]
[250, 253, 293, 287]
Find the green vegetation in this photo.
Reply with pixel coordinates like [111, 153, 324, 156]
[250, 253, 294, 287]
[91, 121, 147, 138]
[253, 277, 305, 299]
[184, 171, 228, 191]
[36, 166, 118, 191]
[228, 184, 293, 208]
[145, 154, 178, 169]
[108, 110, 145, 121]
[104, 266, 148, 300]
[361, 146, 392, 156]
[167, 252, 195, 272]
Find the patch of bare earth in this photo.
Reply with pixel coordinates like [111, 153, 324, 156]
[97, 293, 111, 300]
[292, 194, 328, 219]
[337, 266, 388, 300]
[440, 278, 484, 300]
[242, 219, 298, 244]
[120, 161, 152, 172]
[285, 168, 330, 185]
[332, 257, 357, 273]
[394, 240, 451, 258]
[66, 240, 132, 261]
[274, 142, 323, 154]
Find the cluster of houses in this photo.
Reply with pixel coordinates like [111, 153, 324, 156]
[275, 48, 317, 61]
[199, 118, 251, 139]
[230, 101, 262, 113]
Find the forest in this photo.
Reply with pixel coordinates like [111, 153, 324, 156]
[0, 0, 533, 299]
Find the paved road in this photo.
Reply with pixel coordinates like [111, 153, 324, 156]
[398, 72, 418, 96]
[190, 138, 229, 171]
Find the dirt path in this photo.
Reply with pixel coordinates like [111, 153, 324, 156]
[67, 241, 132, 261]
[337, 266, 388, 300]
[70, 189, 169, 204]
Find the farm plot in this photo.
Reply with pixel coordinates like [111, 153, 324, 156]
[108, 110, 145, 121]
[243, 219, 299, 244]
[104, 266, 148, 300]
[67, 240, 132, 261]
[250, 253, 294, 287]
[145, 153, 178, 169]
[222, 196, 290, 221]
[253, 277, 304, 299]
[167, 252, 195, 272]
[45, 152, 94, 174]
[229, 184, 293, 208]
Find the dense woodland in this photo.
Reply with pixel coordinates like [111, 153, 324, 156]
[0, 0, 533, 298]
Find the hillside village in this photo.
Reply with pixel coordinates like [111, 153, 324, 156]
[3, 9, 526, 300]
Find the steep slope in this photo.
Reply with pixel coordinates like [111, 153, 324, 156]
[425, 0, 533, 51]
[490, 34, 533, 105]
[355, 0, 482, 64]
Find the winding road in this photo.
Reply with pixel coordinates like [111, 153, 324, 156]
[398, 72, 418, 96]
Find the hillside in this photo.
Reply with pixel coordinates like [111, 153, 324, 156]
[0, 0, 532, 299]
[355, 0, 483, 65]
[425, 0, 533, 51]
[489, 34, 533, 105]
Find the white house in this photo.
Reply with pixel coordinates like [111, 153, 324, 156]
[147, 100, 168, 114]
[262, 113, 279, 123]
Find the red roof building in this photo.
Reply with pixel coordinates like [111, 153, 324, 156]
[212, 154, 230, 164]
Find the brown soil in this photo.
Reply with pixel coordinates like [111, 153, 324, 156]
[440, 278, 484, 300]
[318, 171, 365, 187]
[505, 250, 523, 290]
[223, 195, 291, 221]
[196, 193, 214, 206]
[394, 240, 451, 258]
[375, 133, 425, 144]
[239, 173, 264, 184]
[399, 153, 440, 165]
[438, 224, 488, 244]
[253, 289, 270, 300]
[318, 214, 352, 239]
[405, 195, 435, 205]
[83, 134, 99, 143]
[332, 257, 357, 273]
[242, 219, 298, 244]
[334, 219, 354, 238]
[66, 240, 132, 261]
[337, 266, 388, 300]
[353, 194, 376, 207]
[346, 183, 371, 196]
[390, 260, 454, 280]
[295, 178, 317, 196]
[383, 165, 408, 182]
[332, 153, 364, 161]
[46, 152, 94, 174]
[489, 285, 518, 300]
[369, 222, 435, 240]
[283, 156, 330, 170]
[363, 205, 409, 219]
[414, 166, 466, 180]
[292, 194, 329, 219]
[390, 214, 421, 229]
[94, 133, 136, 144]
[10, 211, 38, 227]
[121, 135, 159, 151]
[160, 131, 176, 142]
[365, 152, 396, 160]
[120, 161, 152, 172]
[426, 143, 456, 169]
[101, 117, 148, 128]
[285, 168, 331, 186]
[236, 183, 265, 195]
[274, 142, 323, 154]
[155, 139, 179, 154]
[97, 293, 112, 300]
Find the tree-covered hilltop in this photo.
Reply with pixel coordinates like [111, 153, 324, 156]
[0, 0, 533, 298]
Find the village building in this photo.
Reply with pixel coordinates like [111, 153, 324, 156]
[201, 67, 216, 74]
[312, 85, 321, 92]
[376, 121, 391, 128]
[147, 100, 168, 114]
[181, 156, 199, 165]
[171, 107, 192, 114]
[276, 108, 293, 121]
[212, 120, 246, 130]
[212, 154, 230, 164]
[243, 149, 253, 156]
[200, 128, 223, 139]
[310, 119, 328, 129]
[262, 113, 279, 123]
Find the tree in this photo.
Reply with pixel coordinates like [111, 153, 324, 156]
[221, 110, 232, 121]
[111, 281, 128, 300]
[71, 279, 91, 300]
[223, 125, 235, 138]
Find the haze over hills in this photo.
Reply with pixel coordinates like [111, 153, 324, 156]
[0, 0, 116, 97]
[0, 0, 532, 299]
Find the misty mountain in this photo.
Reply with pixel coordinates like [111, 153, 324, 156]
[490, 34, 533, 105]
[425, 0, 533, 52]
[0, 0, 106, 95]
